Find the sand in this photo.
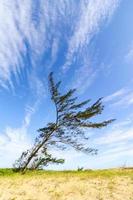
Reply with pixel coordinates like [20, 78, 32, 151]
[0, 173, 132, 200]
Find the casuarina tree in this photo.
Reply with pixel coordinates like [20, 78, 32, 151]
[13, 72, 114, 173]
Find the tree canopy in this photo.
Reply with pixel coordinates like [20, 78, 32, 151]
[13, 72, 115, 173]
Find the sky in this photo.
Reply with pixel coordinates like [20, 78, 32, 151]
[0, 0, 133, 170]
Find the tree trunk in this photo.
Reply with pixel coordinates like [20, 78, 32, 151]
[21, 129, 56, 173]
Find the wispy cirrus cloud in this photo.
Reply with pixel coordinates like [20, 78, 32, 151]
[0, 93, 44, 168]
[23, 69, 46, 128]
[62, 0, 120, 95]
[48, 116, 133, 170]
[0, 1, 123, 168]
[0, 0, 79, 87]
[103, 88, 128, 102]
[104, 87, 133, 107]
[0, 71, 46, 168]
[0, 0, 43, 87]
[125, 42, 133, 63]
[84, 118, 133, 168]
[0, 91, 41, 168]
[0, 0, 120, 90]
[0, 126, 31, 168]
[72, 58, 98, 94]
[92, 116, 133, 157]
[94, 128, 133, 145]
[63, 0, 120, 71]
[0, 0, 58, 87]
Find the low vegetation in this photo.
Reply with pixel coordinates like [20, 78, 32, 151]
[0, 168, 133, 200]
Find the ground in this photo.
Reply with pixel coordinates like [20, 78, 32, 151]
[0, 168, 133, 200]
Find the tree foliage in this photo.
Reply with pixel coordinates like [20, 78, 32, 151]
[13, 72, 114, 173]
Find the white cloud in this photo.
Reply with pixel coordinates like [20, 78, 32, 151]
[126, 48, 133, 62]
[0, 0, 127, 169]
[0, 0, 58, 87]
[0, 0, 120, 89]
[112, 93, 133, 107]
[104, 87, 133, 108]
[90, 108, 133, 168]
[48, 37, 59, 69]
[0, 94, 44, 167]
[50, 118, 133, 169]
[47, 116, 133, 170]
[104, 88, 128, 102]
[94, 128, 133, 145]
[24, 105, 36, 128]
[92, 115, 133, 145]
[0, 1, 36, 86]
[72, 60, 97, 94]
[0, 83, 43, 167]
[89, 118, 133, 167]
[63, 0, 120, 71]
[61, 0, 120, 95]
[125, 42, 133, 63]
[0, 126, 31, 168]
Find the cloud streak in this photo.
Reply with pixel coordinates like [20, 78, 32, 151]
[0, 0, 124, 169]
[104, 87, 133, 107]
[0, 0, 120, 89]
[63, 0, 120, 71]
[72, 59, 98, 94]
[0, 126, 31, 168]
[125, 41, 133, 63]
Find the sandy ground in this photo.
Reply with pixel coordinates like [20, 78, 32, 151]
[0, 174, 133, 200]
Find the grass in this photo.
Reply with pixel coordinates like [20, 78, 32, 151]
[0, 167, 133, 178]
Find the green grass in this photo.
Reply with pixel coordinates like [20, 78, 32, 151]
[0, 168, 133, 178]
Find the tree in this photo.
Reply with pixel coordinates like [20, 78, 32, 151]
[13, 72, 114, 173]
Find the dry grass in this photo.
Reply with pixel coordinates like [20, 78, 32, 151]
[0, 168, 133, 200]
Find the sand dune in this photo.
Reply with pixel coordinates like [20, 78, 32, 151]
[0, 169, 132, 200]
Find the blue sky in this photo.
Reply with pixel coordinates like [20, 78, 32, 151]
[0, 0, 133, 169]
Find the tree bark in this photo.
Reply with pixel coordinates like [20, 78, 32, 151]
[21, 129, 56, 173]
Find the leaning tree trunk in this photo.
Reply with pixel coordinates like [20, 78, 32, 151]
[21, 128, 57, 173]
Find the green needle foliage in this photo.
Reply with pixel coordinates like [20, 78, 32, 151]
[13, 72, 115, 173]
